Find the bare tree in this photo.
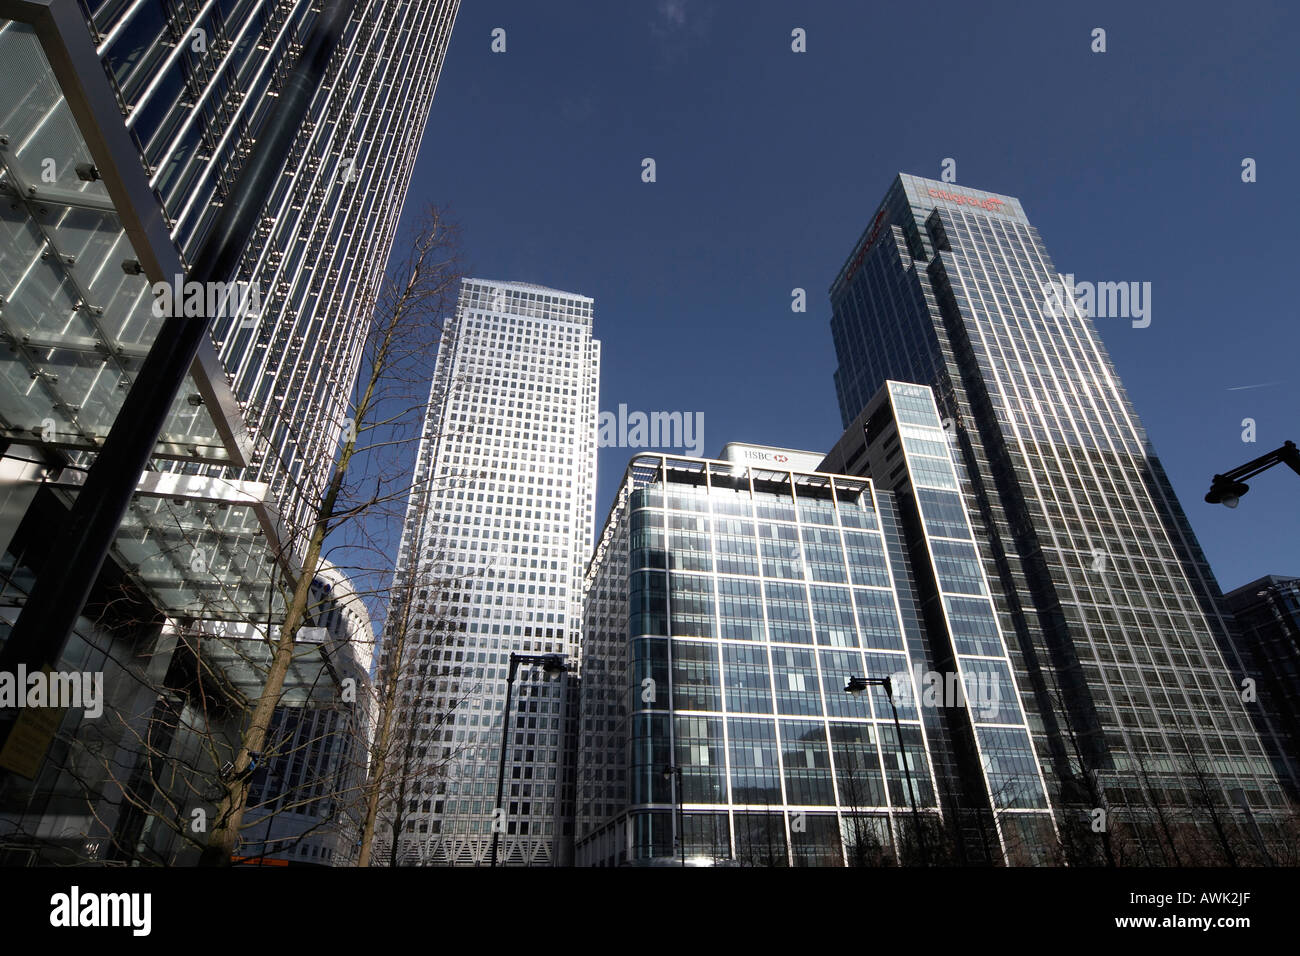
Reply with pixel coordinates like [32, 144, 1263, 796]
[355, 531, 481, 867]
[196, 205, 463, 865]
[1038, 666, 1120, 867]
[838, 757, 894, 867]
[1178, 743, 1265, 867]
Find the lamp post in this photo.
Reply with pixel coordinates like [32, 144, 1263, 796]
[489, 653, 566, 867]
[662, 764, 685, 866]
[1205, 440, 1300, 508]
[845, 674, 929, 865]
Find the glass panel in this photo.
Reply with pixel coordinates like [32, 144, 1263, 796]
[0, 21, 235, 462]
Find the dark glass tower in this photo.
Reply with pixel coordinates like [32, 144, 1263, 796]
[829, 173, 1287, 862]
[1222, 575, 1300, 801]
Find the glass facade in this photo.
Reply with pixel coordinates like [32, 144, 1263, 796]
[0, 0, 460, 604]
[861, 382, 1056, 862]
[578, 454, 946, 866]
[2, 0, 460, 558]
[828, 173, 1289, 861]
[0, 19, 238, 465]
[122, 0, 463, 551]
[1221, 576, 1300, 800]
[0, 0, 457, 862]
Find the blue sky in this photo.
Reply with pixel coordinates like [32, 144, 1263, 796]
[397, 0, 1300, 592]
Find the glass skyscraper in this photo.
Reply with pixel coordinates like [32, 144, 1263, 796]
[380, 278, 600, 866]
[1221, 575, 1300, 802]
[1, 0, 460, 574]
[0, 0, 458, 862]
[823, 381, 1058, 863]
[122, 0, 461, 545]
[828, 173, 1287, 861]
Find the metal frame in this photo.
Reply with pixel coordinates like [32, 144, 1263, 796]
[0, 0, 252, 467]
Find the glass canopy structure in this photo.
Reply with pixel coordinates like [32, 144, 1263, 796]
[0, 9, 282, 620]
[0, 16, 251, 465]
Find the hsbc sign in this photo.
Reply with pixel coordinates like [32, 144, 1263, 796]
[720, 444, 825, 472]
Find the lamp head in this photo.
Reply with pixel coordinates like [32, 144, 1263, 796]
[1205, 476, 1249, 508]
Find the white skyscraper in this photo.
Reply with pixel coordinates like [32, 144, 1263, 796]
[380, 278, 599, 866]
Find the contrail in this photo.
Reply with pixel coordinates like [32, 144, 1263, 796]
[1225, 382, 1282, 392]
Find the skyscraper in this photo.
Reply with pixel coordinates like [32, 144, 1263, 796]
[828, 173, 1287, 860]
[380, 278, 600, 866]
[2, 0, 460, 593]
[0, 0, 459, 862]
[183, 0, 462, 546]
[823, 382, 1058, 862]
[1221, 575, 1300, 801]
[577, 404, 1060, 867]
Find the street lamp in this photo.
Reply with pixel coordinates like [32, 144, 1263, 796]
[662, 764, 685, 867]
[845, 674, 929, 865]
[1205, 440, 1300, 508]
[489, 653, 567, 867]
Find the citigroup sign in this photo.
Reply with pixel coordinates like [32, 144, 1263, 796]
[842, 188, 1010, 287]
[927, 188, 1006, 212]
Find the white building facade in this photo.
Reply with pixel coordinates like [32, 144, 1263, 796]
[380, 278, 600, 866]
